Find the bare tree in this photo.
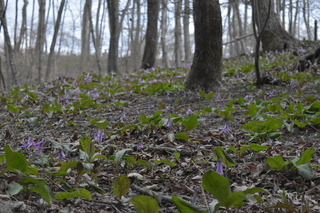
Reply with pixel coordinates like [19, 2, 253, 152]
[160, 0, 169, 67]
[45, 0, 66, 81]
[174, 0, 182, 67]
[0, 0, 18, 85]
[183, 0, 192, 63]
[81, 0, 91, 66]
[34, 0, 46, 82]
[252, 0, 298, 51]
[141, 0, 160, 69]
[14, 0, 28, 52]
[107, 0, 130, 73]
[185, 0, 222, 92]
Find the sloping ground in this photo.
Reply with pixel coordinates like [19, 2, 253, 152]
[0, 51, 320, 212]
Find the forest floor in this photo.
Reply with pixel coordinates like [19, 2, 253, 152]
[1, 51, 320, 212]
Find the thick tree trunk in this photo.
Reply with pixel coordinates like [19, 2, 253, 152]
[35, 0, 46, 83]
[253, 0, 299, 51]
[185, 0, 222, 92]
[141, 0, 160, 69]
[107, 0, 120, 73]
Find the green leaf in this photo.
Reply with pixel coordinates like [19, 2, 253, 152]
[296, 148, 314, 165]
[296, 163, 313, 180]
[154, 158, 177, 167]
[20, 177, 52, 206]
[215, 147, 236, 167]
[265, 156, 286, 171]
[59, 161, 80, 173]
[224, 191, 247, 208]
[174, 132, 190, 140]
[171, 196, 207, 213]
[112, 174, 130, 197]
[54, 188, 92, 200]
[114, 149, 132, 164]
[167, 132, 175, 142]
[80, 178, 106, 194]
[182, 115, 198, 131]
[130, 195, 159, 213]
[243, 187, 269, 195]
[239, 143, 269, 156]
[7, 181, 23, 195]
[7, 104, 20, 114]
[4, 145, 29, 173]
[266, 203, 299, 212]
[202, 171, 230, 205]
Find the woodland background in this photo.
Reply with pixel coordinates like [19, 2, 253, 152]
[0, 0, 320, 88]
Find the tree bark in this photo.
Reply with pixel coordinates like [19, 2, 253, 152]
[35, 0, 46, 83]
[107, 0, 130, 73]
[45, 0, 66, 81]
[0, 0, 18, 85]
[81, 0, 90, 66]
[185, 0, 222, 92]
[14, 0, 28, 52]
[252, 0, 299, 51]
[160, 0, 169, 67]
[183, 0, 191, 63]
[174, 0, 182, 67]
[141, 0, 160, 69]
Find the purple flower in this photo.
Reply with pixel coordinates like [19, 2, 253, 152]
[20, 138, 44, 154]
[58, 149, 66, 161]
[137, 143, 144, 151]
[119, 112, 126, 122]
[266, 90, 275, 98]
[23, 94, 29, 102]
[186, 106, 193, 115]
[244, 95, 254, 105]
[164, 117, 172, 128]
[290, 80, 295, 86]
[95, 129, 103, 144]
[220, 123, 231, 133]
[216, 159, 224, 176]
[216, 91, 221, 99]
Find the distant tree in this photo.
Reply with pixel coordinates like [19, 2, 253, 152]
[45, 0, 66, 81]
[183, 0, 192, 63]
[185, 0, 222, 92]
[174, 0, 182, 67]
[35, 0, 46, 83]
[107, 0, 130, 73]
[160, 0, 169, 67]
[252, 0, 299, 51]
[0, 0, 17, 85]
[141, 0, 160, 69]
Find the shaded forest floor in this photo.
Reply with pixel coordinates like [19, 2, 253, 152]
[1, 50, 320, 212]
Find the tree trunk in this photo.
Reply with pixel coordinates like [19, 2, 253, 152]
[141, 0, 160, 69]
[35, 0, 46, 83]
[107, 0, 130, 73]
[81, 0, 90, 66]
[183, 0, 191, 63]
[160, 0, 169, 67]
[185, 0, 222, 92]
[14, 0, 28, 52]
[45, 0, 66, 81]
[174, 0, 182, 67]
[253, 0, 298, 51]
[0, 0, 18, 85]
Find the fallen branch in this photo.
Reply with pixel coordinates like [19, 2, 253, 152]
[297, 47, 320, 72]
